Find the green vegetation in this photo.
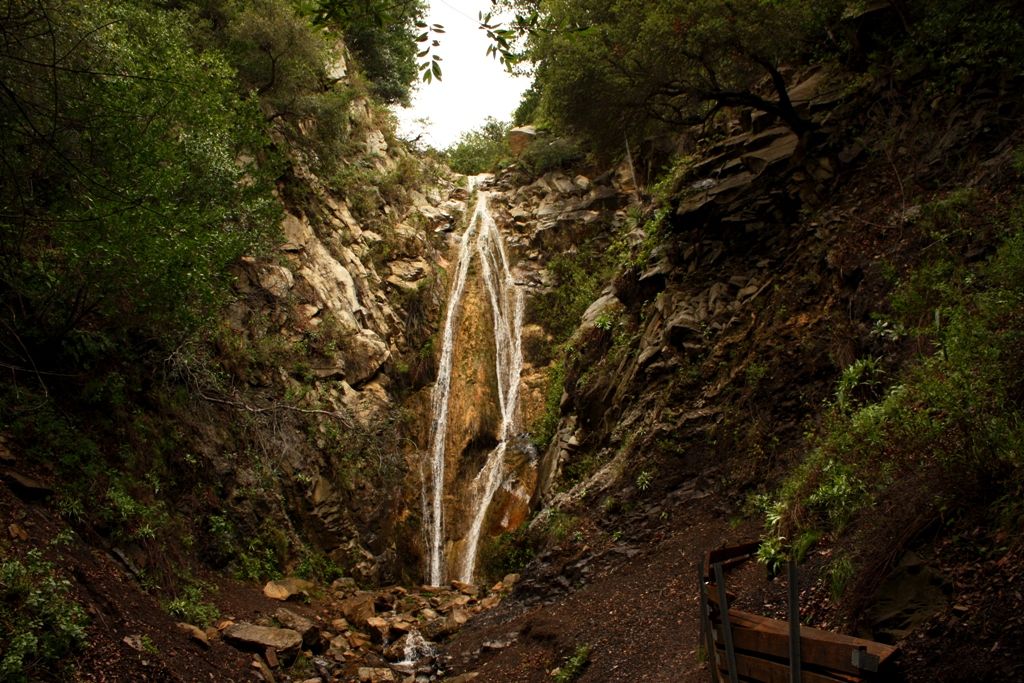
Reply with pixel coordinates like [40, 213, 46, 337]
[758, 188, 1024, 581]
[531, 246, 614, 343]
[0, 0, 279, 366]
[531, 359, 564, 449]
[488, 0, 845, 149]
[485, 0, 1024, 156]
[295, 550, 348, 583]
[444, 117, 511, 175]
[553, 644, 591, 683]
[478, 527, 536, 584]
[165, 583, 220, 627]
[204, 513, 286, 581]
[0, 551, 89, 681]
[314, 0, 429, 104]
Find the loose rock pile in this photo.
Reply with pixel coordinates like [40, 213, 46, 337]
[187, 574, 518, 682]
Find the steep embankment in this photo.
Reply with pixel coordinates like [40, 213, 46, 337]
[0, 29, 469, 681]
[441, 65, 1024, 681]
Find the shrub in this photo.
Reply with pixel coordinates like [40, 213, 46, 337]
[760, 189, 1024, 564]
[0, 550, 88, 681]
[531, 358, 565, 449]
[165, 584, 220, 627]
[478, 527, 536, 584]
[553, 644, 591, 683]
[520, 136, 584, 175]
[444, 118, 511, 175]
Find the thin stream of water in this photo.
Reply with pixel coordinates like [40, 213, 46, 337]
[423, 178, 525, 585]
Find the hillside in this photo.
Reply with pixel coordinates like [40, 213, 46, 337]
[2, 1, 1023, 682]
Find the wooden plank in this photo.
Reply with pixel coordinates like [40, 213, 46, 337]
[704, 541, 762, 577]
[713, 649, 859, 683]
[706, 586, 739, 612]
[713, 610, 897, 677]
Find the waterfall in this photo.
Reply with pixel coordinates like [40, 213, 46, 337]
[424, 178, 525, 585]
[424, 191, 479, 586]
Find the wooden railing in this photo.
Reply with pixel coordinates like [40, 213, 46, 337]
[698, 543, 899, 683]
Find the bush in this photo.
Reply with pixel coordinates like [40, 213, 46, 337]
[165, 584, 220, 627]
[477, 527, 536, 584]
[760, 189, 1024, 561]
[444, 118, 510, 175]
[531, 358, 564, 449]
[0, 551, 89, 681]
[0, 0, 279, 365]
[521, 136, 584, 175]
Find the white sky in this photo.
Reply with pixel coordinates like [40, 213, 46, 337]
[394, 0, 531, 149]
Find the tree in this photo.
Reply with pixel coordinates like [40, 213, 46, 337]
[0, 0, 278, 368]
[314, 0, 431, 105]
[444, 117, 511, 174]
[486, 0, 844, 148]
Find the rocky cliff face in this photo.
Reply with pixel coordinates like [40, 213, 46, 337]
[179, 90, 478, 584]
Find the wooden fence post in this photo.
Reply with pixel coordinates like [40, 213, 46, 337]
[697, 563, 720, 683]
[713, 562, 740, 683]
[788, 561, 802, 683]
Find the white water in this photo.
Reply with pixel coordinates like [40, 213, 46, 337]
[458, 196, 525, 583]
[396, 629, 435, 665]
[424, 178, 525, 585]
[425, 189, 479, 586]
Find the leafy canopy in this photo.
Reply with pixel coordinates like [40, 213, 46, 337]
[0, 0, 279, 365]
[314, 0, 434, 104]
[506, 0, 843, 147]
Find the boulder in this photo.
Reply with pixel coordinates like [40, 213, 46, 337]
[1, 470, 51, 499]
[343, 329, 390, 384]
[386, 258, 431, 291]
[176, 622, 210, 648]
[340, 592, 376, 627]
[365, 615, 390, 642]
[274, 608, 319, 648]
[223, 623, 302, 656]
[741, 133, 799, 176]
[450, 580, 479, 596]
[507, 126, 537, 156]
[263, 577, 316, 601]
[357, 668, 396, 682]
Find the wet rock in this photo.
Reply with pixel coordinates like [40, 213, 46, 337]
[263, 578, 315, 601]
[224, 623, 302, 656]
[382, 631, 435, 663]
[421, 609, 468, 641]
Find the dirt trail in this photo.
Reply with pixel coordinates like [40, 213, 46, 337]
[443, 495, 766, 682]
